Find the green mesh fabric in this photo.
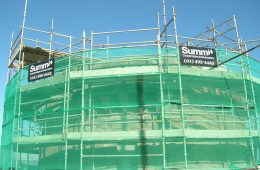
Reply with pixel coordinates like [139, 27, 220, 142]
[1, 47, 260, 169]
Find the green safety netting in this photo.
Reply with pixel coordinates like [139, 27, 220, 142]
[1, 47, 260, 169]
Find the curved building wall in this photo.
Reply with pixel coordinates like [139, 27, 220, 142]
[1, 47, 260, 169]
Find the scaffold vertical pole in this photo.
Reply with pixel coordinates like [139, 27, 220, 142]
[49, 18, 54, 59]
[64, 67, 68, 170]
[65, 36, 72, 170]
[21, 51, 25, 68]
[157, 12, 166, 169]
[244, 42, 260, 162]
[90, 31, 94, 70]
[80, 30, 86, 170]
[244, 42, 260, 133]
[63, 68, 68, 135]
[90, 32, 95, 134]
[63, 65, 68, 168]
[14, 81, 20, 169]
[162, 0, 168, 47]
[211, 19, 217, 47]
[173, 5, 188, 169]
[233, 15, 255, 162]
[88, 83, 92, 132]
[18, 0, 28, 70]
[15, 51, 24, 169]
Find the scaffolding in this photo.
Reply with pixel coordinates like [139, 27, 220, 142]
[1, 0, 260, 169]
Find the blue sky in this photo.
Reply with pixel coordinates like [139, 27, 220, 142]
[0, 0, 259, 139]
